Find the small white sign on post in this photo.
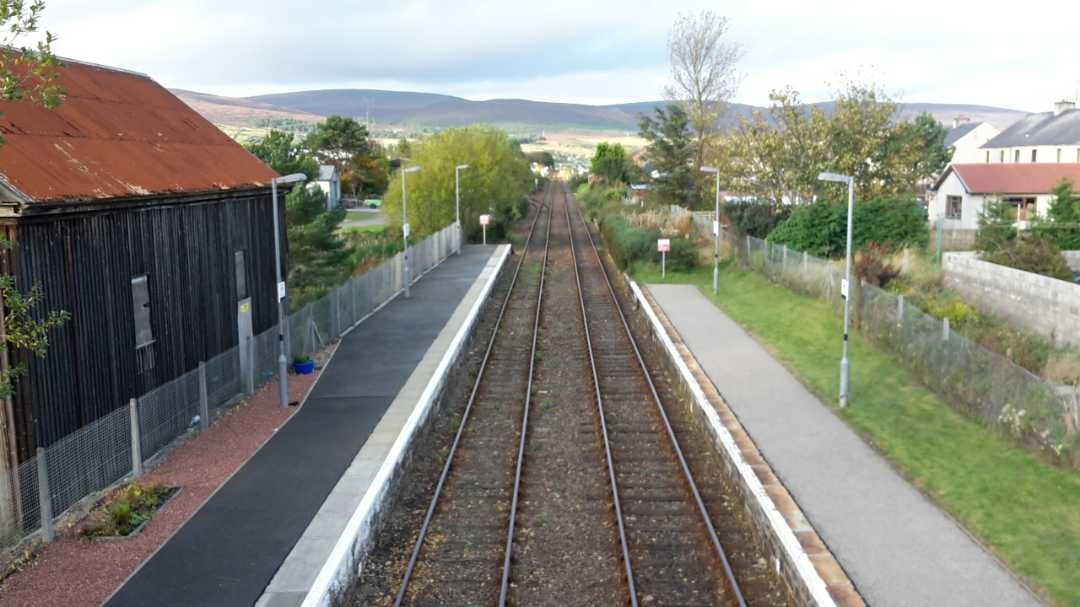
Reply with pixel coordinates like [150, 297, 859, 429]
[840, 278, 849, 299]
[480, 214, 491, 245]
[402, 223, 411, 239]
[712, 220, 720, 236]
[658, 238, 671, 278]
[277, 281, 286, 301]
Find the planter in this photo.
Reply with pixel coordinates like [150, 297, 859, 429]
[88, 486, 181, 542]
[293, 359, 316, 374]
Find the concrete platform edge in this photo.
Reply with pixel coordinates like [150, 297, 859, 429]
[291, 244, 510, 607]
[628, 279, 839, 607]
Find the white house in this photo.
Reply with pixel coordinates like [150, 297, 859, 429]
[928, 163, 1080, 230]
[979, 100, 1080, 165]
[944, 121, 999, 164]
[315, 164, 342, 209]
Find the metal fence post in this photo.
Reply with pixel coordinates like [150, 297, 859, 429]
[129, 398, 143, 478]
[198, 361, 209, 432]
[36, 447, 53, 542]
[244, 336, 256, 394]
[331, 289, 340, 338]
[897, 295, 905, 328]
[943, 317, 950, 341]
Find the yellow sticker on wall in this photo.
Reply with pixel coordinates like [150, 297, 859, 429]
[241, 302, 250, 313]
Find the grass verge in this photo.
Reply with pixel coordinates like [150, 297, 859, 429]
[635, 261, 1080, 607]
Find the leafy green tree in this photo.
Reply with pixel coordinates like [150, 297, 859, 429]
[285, 185, 350, 307]
[346, 153, 390, 200]
[974, 196, 1018, 253]
[768, 197, 929, 257]
[639, 105, 697, 208]
[1041, 179, 1080, 249]
[380, 127, 531, 241]
[0, 3, 69, 398]
[590, 142, 629, 183]
[244, 130, 318, 179]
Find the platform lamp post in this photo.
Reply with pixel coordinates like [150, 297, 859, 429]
[455, 164, 470, 254]
[818, 171, 856, 408]
[401, 164, 422, 298]
[272, 172, 308, 408]
[700, 165, 721, 294]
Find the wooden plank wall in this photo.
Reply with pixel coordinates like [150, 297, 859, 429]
[6, 188, 282, 459]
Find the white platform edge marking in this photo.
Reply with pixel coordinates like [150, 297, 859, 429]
[300, 245, 511, 607]
[629, 280, 837, 607]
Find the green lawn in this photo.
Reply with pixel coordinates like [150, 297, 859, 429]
[635, 261, 1080, 607]
[342, 224, 387, 235]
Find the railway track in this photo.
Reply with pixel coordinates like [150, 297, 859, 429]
[393, 188, 552, 606]
[565, 184, 747, 607]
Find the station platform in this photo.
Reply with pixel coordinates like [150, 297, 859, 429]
[106, 244, 509, 607]
[646, 283, 1041, 607]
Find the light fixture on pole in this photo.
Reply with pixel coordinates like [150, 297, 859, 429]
[271, 172, 308, 408]
[818, 171, 856, 408]
[700, 166, 721, 294]
[401, 164, 422, 298]
[455, 164, 470, 255]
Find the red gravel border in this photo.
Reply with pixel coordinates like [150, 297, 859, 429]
[0, 370, 320, 607]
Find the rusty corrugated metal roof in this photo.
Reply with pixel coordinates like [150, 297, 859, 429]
[940, 163, 1080, 195]
[0, 58, 278, 203]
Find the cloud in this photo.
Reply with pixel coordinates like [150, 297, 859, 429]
[43, 0, 1080, 110]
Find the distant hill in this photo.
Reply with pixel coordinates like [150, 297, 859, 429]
[172, 87, 1030, 134]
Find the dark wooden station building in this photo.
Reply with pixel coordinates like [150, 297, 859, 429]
[0, 59, 281, 464]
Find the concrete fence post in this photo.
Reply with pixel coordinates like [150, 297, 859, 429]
[802, 251, 808, 274]
[244, 336, 256, 394]
[35, 447, 53, 542]
[331, 289, 340, 338]
[897, 295, 905, 328]
[129, 398, 143, 478]
[198, 361, 209, 432]
[943, 317, 950, 341]
[746, 235, 751, 261]
[782, 245, 788, 270]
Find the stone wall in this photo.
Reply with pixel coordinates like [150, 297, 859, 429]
[943, 252, 1080, 347]
[1062, 250, 1080, 272]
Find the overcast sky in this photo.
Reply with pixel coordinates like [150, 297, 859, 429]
[45, 0, 1080, 111]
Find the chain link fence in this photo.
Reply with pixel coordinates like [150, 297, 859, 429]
[732, 233, 1079, 464]
[1, 223, 461, 546]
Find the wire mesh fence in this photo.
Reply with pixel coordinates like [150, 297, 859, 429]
[1, 223, 461, 547]
[730, 233, 1079, 463]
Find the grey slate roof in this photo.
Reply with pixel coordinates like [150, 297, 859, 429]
[981, 109, 1080, 148]
[318, 164, 337, 181]
[944, 122, 981, 147]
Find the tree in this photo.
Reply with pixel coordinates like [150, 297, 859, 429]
[346, 153, 389, 200]
[284, 185, 350, 307]
[0, 2, 69, 399]
[1042, 179, 1080, 249]
[380, 127, 531, 242]
[590, 142, 629, 183]
[639, 105, 697, 208]
[244, 130, 318, 179]
[665, 10, 741, 173]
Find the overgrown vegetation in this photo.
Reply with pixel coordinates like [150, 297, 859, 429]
[975, 194, 1074, 282]
[722, 201, 791, 239]
[767, 197, 928, 257]
[81, 482, 175, 538]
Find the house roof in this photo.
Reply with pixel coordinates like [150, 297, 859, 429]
[981, 109, 1080, 148]
[944, 122, 982, 147]
[0, 56, 277, 204]
[318, 165, 338, 181]
[933, 163, 1080, 194]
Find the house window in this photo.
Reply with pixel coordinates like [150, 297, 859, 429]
[1031, 149, 1037, 162]
[1014, 150, 1020, 163]
[946, 195, 963, 220]
[235, 250, 248, 300]
[1058, 148, 1063, 162]
[1000, 150, 1005, 163]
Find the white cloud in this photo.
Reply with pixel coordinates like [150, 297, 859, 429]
[42, 0, 1080, 110]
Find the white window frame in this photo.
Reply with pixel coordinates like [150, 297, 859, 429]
[945, 195, 963, 220]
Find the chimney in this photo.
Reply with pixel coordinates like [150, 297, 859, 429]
[952, 115, 970, 128]
[1055, 100, 1076, 115]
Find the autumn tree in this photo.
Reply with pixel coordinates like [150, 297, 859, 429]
[665, 10, 742, 175]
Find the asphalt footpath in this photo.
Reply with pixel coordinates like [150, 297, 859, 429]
[648, 283, 1042, 607]
[107, 245, 499, 607]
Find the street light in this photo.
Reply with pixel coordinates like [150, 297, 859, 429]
[818, 171, 856, 408]
[700, 166, 721, 294]
[271, 172, 308, 408]
[455, 164, 470, 255]
[401, 164, 422, 298]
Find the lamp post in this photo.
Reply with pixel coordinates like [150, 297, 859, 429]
[455, 164, 470, 255]
[401, 164, 422, 298]
[271, 172, 308, 408]
[700, 166, 721, 294]
[818, 171, 856, 408]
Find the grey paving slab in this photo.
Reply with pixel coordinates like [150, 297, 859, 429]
[648, 283, 1041, 607]
[105, 246, 498, 607]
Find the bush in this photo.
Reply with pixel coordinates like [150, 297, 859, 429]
[723, 201, 792, 238]
[768, 198, 929, 258]
[665, 237, 699, 271]
[982, 233, 1074, 282]
[82, 482, 174, 538]
[855, 243, 901, 287]
[601, 214, 659, 269]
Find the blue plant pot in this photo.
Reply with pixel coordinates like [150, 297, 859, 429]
[293, 360, 316, 375]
